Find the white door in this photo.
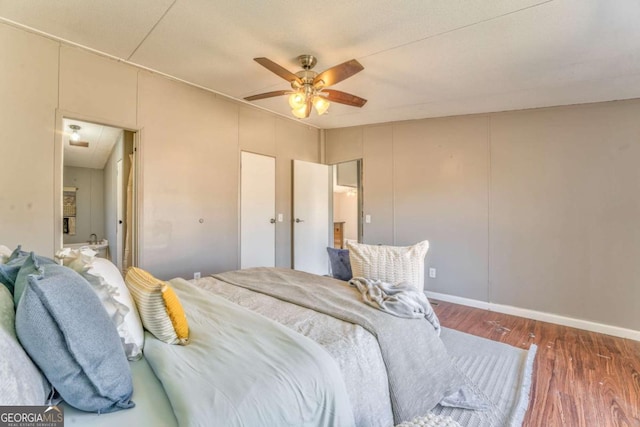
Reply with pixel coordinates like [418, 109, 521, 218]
[116, 159, 124, 271]
[293, 160, 331, 275]
[241, 152, 276, 268]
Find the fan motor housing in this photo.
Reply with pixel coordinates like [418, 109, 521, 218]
[297, 54, 317, 70]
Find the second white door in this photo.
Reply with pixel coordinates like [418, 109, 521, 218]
[241, 152, 276, 268]
[293, 159, 331, 275]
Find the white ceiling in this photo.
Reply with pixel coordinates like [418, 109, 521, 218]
[3, 1, 640, 128]
[63, 119, 122, 169]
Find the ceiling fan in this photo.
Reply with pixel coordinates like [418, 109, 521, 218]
[245, 55, 367, 119]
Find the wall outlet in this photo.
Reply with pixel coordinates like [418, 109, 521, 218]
[428, 268, 436, 279]
[193, 272, 201, 280]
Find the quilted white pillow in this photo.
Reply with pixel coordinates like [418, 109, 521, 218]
[346, 240, 430, 292]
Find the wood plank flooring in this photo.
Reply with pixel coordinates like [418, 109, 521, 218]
[431, 300, 640, 427]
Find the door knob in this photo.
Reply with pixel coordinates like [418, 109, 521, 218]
[270, 218, 276, 224]
[295, 218, 304, 223]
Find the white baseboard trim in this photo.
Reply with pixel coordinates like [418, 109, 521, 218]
[425, 291, 640, 342]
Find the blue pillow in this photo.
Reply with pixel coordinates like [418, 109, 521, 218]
[327, 247, 353, 281]
[15, 258, 134, 413]
[13, 252, 54, 305]
[0, 246, 55, 295]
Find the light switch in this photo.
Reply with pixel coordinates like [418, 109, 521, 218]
[277, 213, 284, 222]
[365, 214, 371, 224]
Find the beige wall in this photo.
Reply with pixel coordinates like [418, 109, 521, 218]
[0, 22, 320, 279]
[0, 24, 58, 255]
[333, 191, 358, 244]
[326, 100, 640, 331]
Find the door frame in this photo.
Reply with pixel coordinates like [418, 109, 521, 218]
[54, 109, 141, 266]
[330, 159, 364, 244]
[116, 158, 123, 270]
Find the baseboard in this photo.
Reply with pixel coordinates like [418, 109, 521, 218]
[425, 291, 640, 342]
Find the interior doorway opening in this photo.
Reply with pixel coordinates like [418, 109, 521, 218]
[60, 118, 136, 272]
[332, 159, 362, 248]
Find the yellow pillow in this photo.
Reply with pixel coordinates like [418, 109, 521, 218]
[125, 267, 189, 345]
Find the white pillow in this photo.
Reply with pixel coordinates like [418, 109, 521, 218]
[88, 258, 144, 359]
[346, 240, 429, 291]
[0, 245, 12, 264]
[56, 249, 144, 360]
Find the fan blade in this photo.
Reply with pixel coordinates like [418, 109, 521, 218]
[321, 89, 367, 108]
[254, 58, 302, 84]
[244, 90, 289, 101]
[314, 59, 364, 87]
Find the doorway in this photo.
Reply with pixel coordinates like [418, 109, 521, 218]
[60, 118, 136, 271]
[332, 160, 362, 248]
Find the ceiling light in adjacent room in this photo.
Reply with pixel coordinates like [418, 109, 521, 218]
[69, 124, 81, 142]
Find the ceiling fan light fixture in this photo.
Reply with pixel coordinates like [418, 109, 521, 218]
[291, 104, 308, 119]
[313, 96, 330, 115]
[246, 55, 366, 119]
[288, 92, 306, 109]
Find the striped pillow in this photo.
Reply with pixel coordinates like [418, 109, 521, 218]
[346, 240, 430, 292]
[125, 267, 189, 345]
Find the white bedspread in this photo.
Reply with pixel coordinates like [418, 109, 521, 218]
[194, 275, 395, 427]
[143, 278, 355, 427]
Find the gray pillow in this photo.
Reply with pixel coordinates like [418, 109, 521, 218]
[0, 283, 50, 406]
[327, 247, 353, 281]
[15, 259, 135, 413]
[0, 327, 48, 406]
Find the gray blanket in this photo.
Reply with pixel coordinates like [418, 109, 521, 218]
[213, 267, 464, 424]
[348, 277, 441, 335]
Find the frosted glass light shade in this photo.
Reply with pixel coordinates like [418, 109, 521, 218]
[288, 92, 306, 109]
[291, 105, 308, 119]
[313, 96, 330, 115]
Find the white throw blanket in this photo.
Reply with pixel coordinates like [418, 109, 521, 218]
[348, 277, 441, 335]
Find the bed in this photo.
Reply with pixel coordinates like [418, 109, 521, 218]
[62, 267, 470, 427]
[0, 247, 530, 427]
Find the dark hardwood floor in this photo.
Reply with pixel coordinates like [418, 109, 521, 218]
[432, 300, 640, 427]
